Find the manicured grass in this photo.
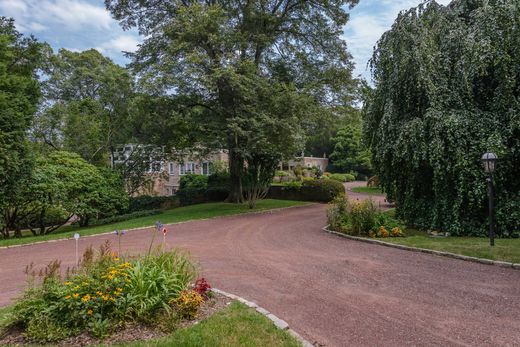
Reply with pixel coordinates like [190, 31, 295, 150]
[107, 302, 301, 347]
[0, 200, 308, 248]
[382, 229, 520, 263]
[350, 186, 383, 195]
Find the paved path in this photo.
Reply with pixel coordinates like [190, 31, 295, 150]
[345, 181, 393, 210]
[2, 205, 520, 346]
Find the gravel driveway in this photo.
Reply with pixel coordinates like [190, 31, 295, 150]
[1, 204, 520, 346]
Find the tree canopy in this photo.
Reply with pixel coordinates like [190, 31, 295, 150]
[105, 0, 359, 202]
[365, 0, 520, 235]
[0, 17, 45, 226]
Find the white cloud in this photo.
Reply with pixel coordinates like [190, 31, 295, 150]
[99, 35, 140, 53]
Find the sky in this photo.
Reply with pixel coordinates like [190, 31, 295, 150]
[0, 0, 451, 82]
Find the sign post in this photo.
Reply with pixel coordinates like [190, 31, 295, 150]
[74, 233, 80, 265]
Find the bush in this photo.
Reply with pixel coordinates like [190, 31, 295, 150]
[329, 173, 356, 182]
[82, 210, 163, 227]
[301, 179, 345, 202]
[177, 188, 207, 206]
[327, 197, 404, 237]
[206, 172, 230, 201]
[179, 174, 208, 190]
[129, 196, 180, 212]
[12, 243, 197, 342]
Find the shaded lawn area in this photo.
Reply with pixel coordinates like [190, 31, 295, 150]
[383, 229, 520, 264]
[0, 303, 300, 347]
[350, 186, 383, 195]
[0, 200, 309, 248]
[107, 302, 300, 347]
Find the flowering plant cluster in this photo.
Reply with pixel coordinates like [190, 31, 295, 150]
[368, 226, 404, 238]
[193, 277, 212, 298]
[12, 243, 197, 343]
[171, 290, 205, 319]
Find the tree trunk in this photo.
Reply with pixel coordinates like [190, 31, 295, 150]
[226, 147, 244, 203]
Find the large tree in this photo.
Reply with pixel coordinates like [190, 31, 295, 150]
[33, 49, 134, 165]
[0, 17, 45, 226]
[365, 0, 520, 235]
[105, 0, 359, 202]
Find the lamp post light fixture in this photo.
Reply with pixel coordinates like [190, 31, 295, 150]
[481, 152, 498, 246]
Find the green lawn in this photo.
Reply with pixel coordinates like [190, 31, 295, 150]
[0, 200, 308, 248]
[382, 229, 520, 263]
[108, 302, 300, 347]
[350, 186, 383, 195]
[0, 302, 301, 347]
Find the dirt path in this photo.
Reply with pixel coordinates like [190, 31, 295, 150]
[1, 204, 520, 346]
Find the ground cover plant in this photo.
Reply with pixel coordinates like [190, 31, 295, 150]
[4, 242, 200, 343]
[0, 200, 308, 247]
[327, 196, 404, 237]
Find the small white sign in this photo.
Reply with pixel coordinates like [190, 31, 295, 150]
[74, 233, 80, 240]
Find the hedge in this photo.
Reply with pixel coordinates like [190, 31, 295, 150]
[267, 179, 345, 202]
[129, 196, 180, 212]
[75, 209, 163, 227]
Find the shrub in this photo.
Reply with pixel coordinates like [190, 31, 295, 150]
[170, 290, 204, 319]
[206, 172, 230, 201]
[179, 174, 208, 190]
[329, 173, 356, 182]
[77, 210, 163, 227]
[129, 196, 179, 212]
[193, 278, 212, 299]
[301, 179, 345, 202]
[12, 243, 197, 343]
[327, 198, 405, 237]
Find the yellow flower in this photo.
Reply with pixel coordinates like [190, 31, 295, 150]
[96, 291, 103, 296]
[87, 309, 93, 315]
[64, 281, 72, 285]
[65, 295, 71, 299]
[73, 293, 79, 299]
[81, 294, 91, 302]
[74, 285, 80, 290]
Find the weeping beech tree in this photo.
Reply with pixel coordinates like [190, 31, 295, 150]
[104, 0, 359, 202]
[365, 0, 520, 236]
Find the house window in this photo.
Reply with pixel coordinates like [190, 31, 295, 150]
[151, 161, 162, 173]
[179, 162, 195, 175]
[169, 163, 175, 175]
[202, 162, 210, 175]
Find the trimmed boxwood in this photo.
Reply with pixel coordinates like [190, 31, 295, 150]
[129, 196, 180, 212]
[267, 179, 345, 202]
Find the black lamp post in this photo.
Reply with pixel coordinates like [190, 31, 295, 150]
[481, 152, 498, 246]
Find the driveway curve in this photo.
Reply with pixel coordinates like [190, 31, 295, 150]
[1, 204, 520, 346]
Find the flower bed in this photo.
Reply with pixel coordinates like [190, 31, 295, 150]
[327, 196, 405, 238]
[0, 242, 220, 345]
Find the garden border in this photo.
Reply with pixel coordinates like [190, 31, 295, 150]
[0, 204, 316, 250]
[323, 225, 520, 270]
[211, 288, 313, 347]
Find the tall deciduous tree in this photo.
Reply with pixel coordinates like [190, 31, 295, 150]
[105, 0, 359, 202]
[0, 17, 45, 227]
[33, 49, 134, 165]
[365, 0, 520, 235]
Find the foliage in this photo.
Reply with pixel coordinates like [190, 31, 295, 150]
[12, 244, 197, 342]
[171, 290, 204, 320]
[2, 151, 128, 236]
[129, 196, 180, 213]
[327, 196, 404, 236]
[179, 174, 209, 190]
[0, 17, 45, 234]
[365, 0, 520, 236]
[33, 49, 134, 166]
[81, 210, 163, 227]
[330, 124, 372, 176]
[243, 152, 281, 209]
[105, 0, 359, 203]
[301, 179, 345, 202]
[329, 173, 356, 183]
[206, 171, 231, 201]
[193, 278, 212, 299]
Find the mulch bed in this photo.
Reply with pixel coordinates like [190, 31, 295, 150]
[0, 292, 231, 346]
